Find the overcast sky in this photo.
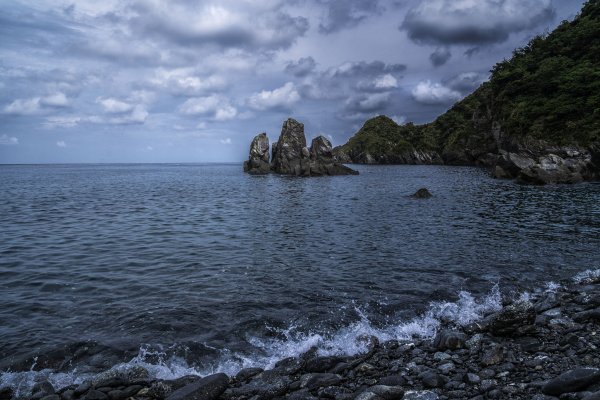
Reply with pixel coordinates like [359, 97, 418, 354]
[0, 0, 586, 163]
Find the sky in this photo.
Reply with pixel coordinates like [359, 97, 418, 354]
[0, 0, 587, 163]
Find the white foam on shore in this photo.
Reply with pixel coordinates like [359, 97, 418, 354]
[0, 283, 514, 395]
[573, 268, 600, 284]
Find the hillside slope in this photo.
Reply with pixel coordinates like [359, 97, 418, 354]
[335, 0, 600, 184]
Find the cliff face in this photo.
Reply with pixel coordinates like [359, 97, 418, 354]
[335, 0, 600, 184]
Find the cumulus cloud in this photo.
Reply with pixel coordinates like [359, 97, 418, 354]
[56, 140, 67, 147]
[179, 95, 238, 121]
[345, 92, 391, 113]
[97, 97, 134, 113]
[402, 0, 555, 45]
[412, 80, 462, 105]
[150, 68, 228, 96]
[430, 47, 452, 67]
[285, 57, 317, 77]
[316, 0, 383, 33]
[357, 74, 399, 91]
[220, 138, 232, 144]
[247, 82, 300, 111]
[0, 134, 19, 145]
[4, 93, 70, 115]
[125, 1, 309, 51]
[445, 72, 489, 93]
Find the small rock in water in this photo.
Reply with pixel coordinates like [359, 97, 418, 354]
[411, 188, 432, 199]
[404, 390, 439, 400]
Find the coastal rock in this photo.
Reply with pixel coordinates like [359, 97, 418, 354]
[271, 118, 310, 176]
[433, 330, 466, 350]
[411, 188, 432, 199]
[488, 301, 536, 336]
[243, 132, 270, 175]
[270, 118, 358, 176]
[166, 373, 229, 400]
[542, 368, 600, 396]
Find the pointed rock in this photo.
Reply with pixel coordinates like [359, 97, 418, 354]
[243, 132, 270, 175]
[271, 118, 310, 176]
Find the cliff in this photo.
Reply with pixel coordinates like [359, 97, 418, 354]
[335, 0, 600, 184]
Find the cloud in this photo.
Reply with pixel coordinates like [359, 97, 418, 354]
[41, 92, 70, 107]
[220, 138, 232, 144]
[56, 140, 67, 147]
[401, 0, 555, 45]
[97, 97, 134, 113]
[125, 1, 309, 51]
[107, 105, 149, 124]
[150, 68, 228, 96]
[247, 82, 300, 111]
[330, 61, 406, 78]
[0, 134, 19, 145]
[345, 92, 391, 113]
[3, 93, 70, 115]
[412, 80, 462, 105]
[285, 57, 317, 77]
[430, 47, 452, 67]
[445, 71, 489, 92]
[357, 74, 399, 91]
[316, 0, 383, 34]
[179, 95, 238, 121]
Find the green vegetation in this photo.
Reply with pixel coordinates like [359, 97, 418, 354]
[339, 0, 600, 161]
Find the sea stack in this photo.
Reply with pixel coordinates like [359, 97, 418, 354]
[271, 118, 310, 176]
[243, 118, 358, 176]
[243, 132, 270, 175]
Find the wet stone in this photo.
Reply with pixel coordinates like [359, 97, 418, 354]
[542, 368, 600, 396]
[83, 390, 108, 400]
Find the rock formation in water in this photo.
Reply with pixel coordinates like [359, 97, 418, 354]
[243, 118, 358, 176]
[243, 132, 270, 175]
[333, 1, 600, 184]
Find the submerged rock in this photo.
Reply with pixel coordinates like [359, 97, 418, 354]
[243, 132, 270, 175]
[411, 188, 432, 199]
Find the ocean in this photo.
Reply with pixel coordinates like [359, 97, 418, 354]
[1, 163, 599, 394]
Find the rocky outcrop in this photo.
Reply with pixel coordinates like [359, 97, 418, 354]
[493, 144, 598, 185]
[308, 136, 358, 176]
[244, 118, 358, 177]
[243, 132, 270, 175]
[271, 118, 311, 176]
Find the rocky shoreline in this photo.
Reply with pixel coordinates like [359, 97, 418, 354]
[5, 271, 600, 400]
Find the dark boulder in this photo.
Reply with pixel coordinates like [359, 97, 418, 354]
[166, 373, 229, 400]
[433, 330, 466, 350]
[411, 188, 432, 199]
[488, 301, 536, 337]
[243, 132, 270, 175]
[542, 368, 600, 396]
[309, 136, 358, 176]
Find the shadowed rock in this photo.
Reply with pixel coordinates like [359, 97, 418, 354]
[411, 188, 432, 199]
[271, 118, 310, 176]
[270, 118, 358, 176]
[243, 132, 270, 175]
[542, 368, 600, 396]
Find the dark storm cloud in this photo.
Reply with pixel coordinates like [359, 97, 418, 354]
[429, 47, 451, 67]
[330, 61, 406, 78]
[401, 0, 556, 46]
[285, 57, 317, 77]
[316, 0, 383, 34]
[444, 72, 489, 93]
[124, 2, 309, 51]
